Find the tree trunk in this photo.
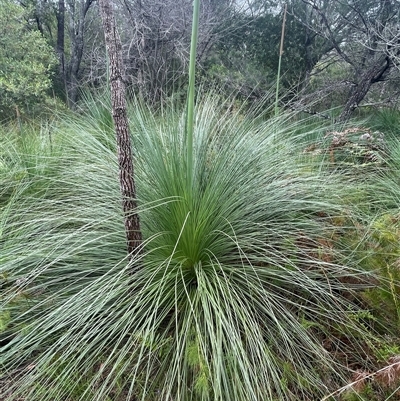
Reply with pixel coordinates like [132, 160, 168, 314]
[98, 0, 142, 258]
[338, 55, 391, 123]
[56, 0, 67, 99]
[66, 0, 92, 107]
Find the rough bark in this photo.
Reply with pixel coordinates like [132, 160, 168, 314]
[292, 0, 399, 121]
[338, 55, 391, 122]
[98, 0, 142, 258]
[56, 0, 67, 97]
[66, 0, 93, 107]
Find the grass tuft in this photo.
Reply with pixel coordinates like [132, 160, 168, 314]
[0, 95, 380, 400]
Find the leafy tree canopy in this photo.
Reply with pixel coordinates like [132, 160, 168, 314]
[0, 1, 57, 118]
[202, 2, 327, 102]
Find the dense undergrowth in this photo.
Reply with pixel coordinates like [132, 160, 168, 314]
[1, 96, 400, 400]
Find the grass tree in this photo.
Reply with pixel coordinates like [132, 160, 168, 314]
[0, 94, 379, 400]
[0, 1, 385, 400]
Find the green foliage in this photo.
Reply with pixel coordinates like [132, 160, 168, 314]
[369, 108, 400, 137]
[204, 4, 325, 101]
[321, 129, 400, 347]
[0, 94, 378, 400]
[202, 50, 272, 100]
[356, 134, 400, 337]
[0, 311, 10, 332]
[0, 1, 57, 119]
[357, 214, 400, 333]
[0, 121, 62, 205]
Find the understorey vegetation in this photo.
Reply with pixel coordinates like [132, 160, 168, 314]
[1, 94, 400, 400]
[2, 0, 400, 400]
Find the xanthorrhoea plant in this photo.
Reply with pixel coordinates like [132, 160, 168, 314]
[0, 94, 375, 400]
[0, 1, 379, 398]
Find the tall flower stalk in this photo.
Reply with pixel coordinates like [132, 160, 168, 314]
[275, 3, 287, 116]
[186, 0, 200, 190]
